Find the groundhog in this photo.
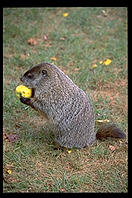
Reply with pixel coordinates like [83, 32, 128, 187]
[20, 62, 126, 148]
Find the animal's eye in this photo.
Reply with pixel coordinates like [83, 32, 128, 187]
[42, 70, 47, 76]
[27, 73, 33, 79]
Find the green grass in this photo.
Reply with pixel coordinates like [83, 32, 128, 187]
[3, 7, 128, 192]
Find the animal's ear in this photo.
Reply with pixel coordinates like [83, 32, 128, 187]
[41, 70, 47, 77]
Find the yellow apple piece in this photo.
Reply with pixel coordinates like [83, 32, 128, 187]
[16, 85, 32, 98]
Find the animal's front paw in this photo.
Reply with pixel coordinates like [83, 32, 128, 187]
[20, 96, 31, 105]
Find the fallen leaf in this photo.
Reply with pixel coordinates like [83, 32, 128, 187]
[90, 64, 97, 70]
[6, 134, 20, 143]
[27, 38, 37, 46]
[50, 56, 57, 61]
[43, 35, 48, 41]
[102, 10, 108, 17]
[7, 169, 12, 175]
[99, 60, 103, 64]
[3, 133, 8, 141]
[15, 124, 21, 129]
[103, 59, 112, 66]
[96, 119, 110, 123]
[63, 13, 69, 17]
[109, 145, 116, 151]
[6, 163, 14, 170]
[60, 37, 66, 41]
[60, 188, 66, 192]
[67, 149, 72, 154]
[73, 68, 80, 73]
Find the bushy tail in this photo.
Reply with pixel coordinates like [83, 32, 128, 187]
[96, 123, 126, 140]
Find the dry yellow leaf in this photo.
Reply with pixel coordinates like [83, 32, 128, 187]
[90, 64, 97, 70]
[103, 59, 112, 66]
[96, 119, 110, 123]
[67, 149, 72, 154]
[50, 56, 57, 61]
[7, 169, 12, 174]
[63, 13, 69, 17]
